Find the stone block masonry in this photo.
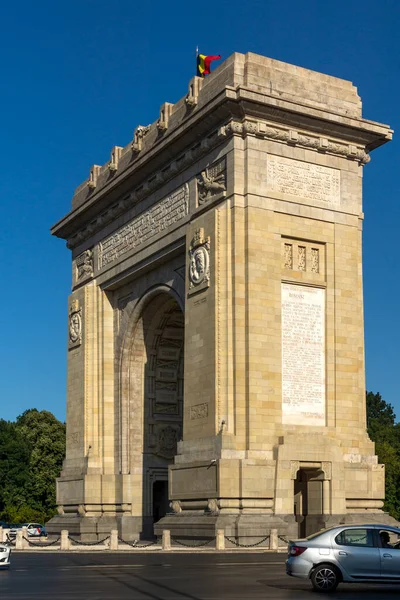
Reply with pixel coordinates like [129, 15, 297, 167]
[50, 52, 394, 541]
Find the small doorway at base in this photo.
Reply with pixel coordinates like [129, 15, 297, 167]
[152, 480, 169, 524]
[294, 467, 325, 537]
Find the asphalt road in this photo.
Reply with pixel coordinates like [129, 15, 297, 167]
[2, 551, 400, 599]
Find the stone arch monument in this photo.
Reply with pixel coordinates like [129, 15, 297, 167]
[50, 52, 394, 540]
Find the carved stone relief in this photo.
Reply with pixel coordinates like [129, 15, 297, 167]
[284, 243, 293, 270]
[298, 246, 306, 271]
[170, 500, 182, 513]
[197, 158, 226, 205]
[190, 403, 209, 420]
[207, 499, 219, 515]
[156, 425, 179, 459]
[68, 300, 82, 349]
[188, 228, 210, 293]
[311, 248, 319, 273]
[282, 238, 324, 278]
[98, 184, 189, 268]
[322, 462, 332, 480]
[76, 249, 93, 282]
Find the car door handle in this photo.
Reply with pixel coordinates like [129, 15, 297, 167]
[383, 553, 392, 559]
[338, 551, 347, 556]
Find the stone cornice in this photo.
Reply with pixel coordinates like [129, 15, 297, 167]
[61, 116, 376, 250]
[220, 119, 371, 164]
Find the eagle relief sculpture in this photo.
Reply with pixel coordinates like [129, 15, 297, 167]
[197, 159, 226, 204]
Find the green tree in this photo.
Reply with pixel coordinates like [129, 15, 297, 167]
[15, 409, 66, 515]
[366, 391, 400, 520]
[0, 420, 30, 510]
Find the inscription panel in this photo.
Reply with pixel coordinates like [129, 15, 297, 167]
[267, 155, 340, 205]
[281, 283, 325, 426]
[99, 184, 189, 268]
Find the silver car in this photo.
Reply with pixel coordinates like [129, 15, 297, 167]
[0, 544, 11, 569]
[286, 524, 400, 592]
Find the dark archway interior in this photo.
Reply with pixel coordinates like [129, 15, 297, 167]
[139, 294, 184, 536]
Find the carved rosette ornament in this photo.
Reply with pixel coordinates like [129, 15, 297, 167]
[68, 300, 82, 349]
[188, 228, 210, 294]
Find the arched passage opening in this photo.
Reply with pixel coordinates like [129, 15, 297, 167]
[122, 290, 184, 537]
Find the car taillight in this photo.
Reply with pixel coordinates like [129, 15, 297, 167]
[290, 545, 307, 557]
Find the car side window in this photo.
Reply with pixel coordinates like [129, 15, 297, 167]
[335, 528, 374, 547]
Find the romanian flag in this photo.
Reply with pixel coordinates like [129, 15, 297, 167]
[197, 54, 221, 77]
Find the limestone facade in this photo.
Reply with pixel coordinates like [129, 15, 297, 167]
[50, 52, 393, 540]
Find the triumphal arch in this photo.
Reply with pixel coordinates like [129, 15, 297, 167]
[50, 52, 393, 540]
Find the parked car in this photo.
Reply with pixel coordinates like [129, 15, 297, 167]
[0, 543, 11, 569]
[7, 523, 47, 539]
[286, 524, 400, 592]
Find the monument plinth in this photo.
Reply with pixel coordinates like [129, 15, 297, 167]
[49, 52, 394, 541]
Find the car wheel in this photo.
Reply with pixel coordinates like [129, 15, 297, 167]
[311, 564, 339, 593]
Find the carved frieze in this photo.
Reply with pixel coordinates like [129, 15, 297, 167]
[68, 300, 82, 349]
[76, 249, 93, 282]
[197, 158, 226, 205]
[188, 228, 210, 293]
[98, 184, 189, 268]
[219, 119, 370, 164]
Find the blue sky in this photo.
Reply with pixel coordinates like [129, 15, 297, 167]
[1, 0, 399, 422]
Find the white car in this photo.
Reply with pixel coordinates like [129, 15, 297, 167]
[7, 523, 45, 539]
[0, 544, 11, 569]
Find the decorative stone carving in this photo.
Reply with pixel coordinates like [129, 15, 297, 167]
[170, 500, 182, 514]
[109, 146, 122, 172]
[68, 300, 82, 348]
[322, 461, 332, 480]
[207, 499, 219, 515]
[197, 159, 226, 205]
[68, 432, 79, 445]
[76, 249, 93, 281]
[131, 124, 151, 153]
[99, 184, 189, 268]
[284, 243, 293, 270]
[188, 228, 210, 292]
[87, 165, 101, 190]
[220, 119, 370, 164]
[190, 403, 209, 420]
[311, 248, 319, 273]
[298, 246, 306, 271]
[156, 426, 178, 459]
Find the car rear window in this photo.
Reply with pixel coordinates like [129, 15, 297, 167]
[335, 528, 374, 547]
